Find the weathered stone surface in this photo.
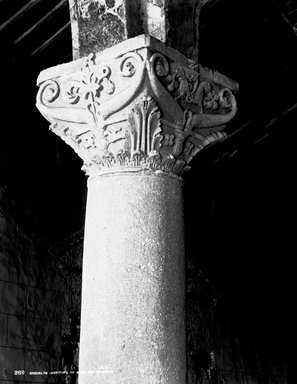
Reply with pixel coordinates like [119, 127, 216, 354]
[26, 286, 62, 322]
[79, 173, 185, 384]
[43, 320, 64, 356]
[0, 281, 25, 316]
[69, 0, 143, 58]
[0, 249, 9, 280]
[37, 35, 238, 178]
[69, 0, 202, 60]
[7, 314, 26, 348]
[0, 207, 75, 382]
[0, 314, 7, 346]
[48, 232, 82, 379]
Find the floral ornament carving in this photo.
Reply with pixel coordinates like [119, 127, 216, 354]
[36, 35, 238, 177]
[59, 53, 116, 127]
[81, 54, 115, 124]
[149, 52, 237, 127]
[152, 53, 199, 104]
[161, 134, 175, 147]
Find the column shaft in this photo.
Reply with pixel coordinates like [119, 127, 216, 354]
[79, 172, 186, 384]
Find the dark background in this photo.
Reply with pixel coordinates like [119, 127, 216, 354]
[0, 0, 296, 382]
[186, 0, 297, 381]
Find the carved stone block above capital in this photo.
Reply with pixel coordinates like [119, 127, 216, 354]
[36, 35, 238, 177]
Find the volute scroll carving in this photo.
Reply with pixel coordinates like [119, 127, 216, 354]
[36, 35, 238, 177]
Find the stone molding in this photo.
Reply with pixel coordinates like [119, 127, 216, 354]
[36, 35, 238, 177]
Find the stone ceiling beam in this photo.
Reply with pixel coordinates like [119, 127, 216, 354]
[69, 0, 201, 60]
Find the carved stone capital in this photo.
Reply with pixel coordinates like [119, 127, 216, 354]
[36, 35, 238, 177]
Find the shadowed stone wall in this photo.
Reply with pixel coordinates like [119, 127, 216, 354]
[0, 202, 75, 383]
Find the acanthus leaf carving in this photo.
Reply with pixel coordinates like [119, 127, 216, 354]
[36, 35, 238, 178]
[127, 95, 162, 156]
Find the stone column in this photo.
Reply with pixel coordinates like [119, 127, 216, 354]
[36, 35, 238, 384]
[81, 172, 185, 383]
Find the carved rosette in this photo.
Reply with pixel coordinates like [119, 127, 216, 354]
[36, 35, 238, 177]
